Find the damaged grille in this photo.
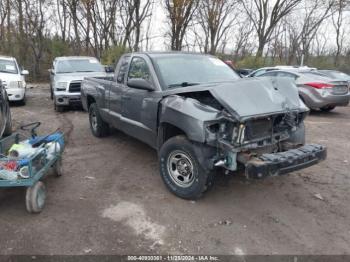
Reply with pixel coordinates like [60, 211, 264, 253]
[240, 112, 300, 146]
[245, 118, 271, 140]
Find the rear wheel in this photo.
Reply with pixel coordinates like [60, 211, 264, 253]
[89, 103, 109, 137]
[320, 106, 335, 112]
[159, 136, 212, 200]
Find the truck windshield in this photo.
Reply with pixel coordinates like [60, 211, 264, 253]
[0, 59, 18, 74]
[152, 55, 240, 88]
[56, 59, 104, 74]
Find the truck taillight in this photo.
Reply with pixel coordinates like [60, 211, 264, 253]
[305, 82, 334, 89]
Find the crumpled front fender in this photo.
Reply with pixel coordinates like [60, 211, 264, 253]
[159, 95, 221, 143]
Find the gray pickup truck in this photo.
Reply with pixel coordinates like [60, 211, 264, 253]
[81, 52, 326, 199]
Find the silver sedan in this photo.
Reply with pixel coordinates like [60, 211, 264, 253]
[258, 70, 350, 112]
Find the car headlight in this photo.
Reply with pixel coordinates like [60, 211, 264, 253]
[8, 81, 24, 89]
[55, 82, 67, 91]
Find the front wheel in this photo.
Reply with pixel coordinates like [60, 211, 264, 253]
[19, 94, 26, 106]
[159, 136, 211, 200]
[25, 181, 46, 213]
[53, 157, 63, 177]
[54, 102, 64, 112]
[89, 103, 109, 137]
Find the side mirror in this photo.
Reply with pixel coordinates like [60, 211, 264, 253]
[105, 65, 114, 73]
[21, 70, 29, 75]
[127, 78, 154, 91]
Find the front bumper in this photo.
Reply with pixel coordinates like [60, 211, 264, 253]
[54, 91, 81, 106]
[245, 144, 327, 179]
[6, 88, 25, 101]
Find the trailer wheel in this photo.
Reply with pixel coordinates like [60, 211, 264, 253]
[53, 157, 63, 177]
[25, 181, 46, 214]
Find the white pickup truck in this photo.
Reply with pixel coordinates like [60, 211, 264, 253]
[0, 56, 29, 105]
[49, 56, 109, 112]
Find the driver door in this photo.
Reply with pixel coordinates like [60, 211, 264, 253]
[121, 56, 156, 146]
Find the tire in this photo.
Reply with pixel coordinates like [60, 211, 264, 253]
[53, 157, 63, 177]
[320, 106, 335, 112]
[18, 93, 26, 106]
[54, 102, 64, 112]
[159, 135, 211, 200]
[25, 181, 46, 214]
[89, 103, 109, 137]
[3, 102, 12, 136]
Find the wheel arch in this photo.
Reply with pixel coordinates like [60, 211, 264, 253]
[86, 95, 96, 109]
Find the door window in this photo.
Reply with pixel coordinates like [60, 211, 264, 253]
[276, 71, 298, 79]
[261, 71, 278, 77]
[128, 57, 151, 81]
[116, 56, 130, 83]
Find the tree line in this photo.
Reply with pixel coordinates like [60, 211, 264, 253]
[0, 0, 349, 81]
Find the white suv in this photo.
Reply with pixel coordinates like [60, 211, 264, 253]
[0, 56, 29, 105]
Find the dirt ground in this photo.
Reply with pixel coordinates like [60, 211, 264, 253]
[0, 84, 349, 255]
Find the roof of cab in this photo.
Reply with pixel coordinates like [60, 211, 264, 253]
[123, 51, 213, 58]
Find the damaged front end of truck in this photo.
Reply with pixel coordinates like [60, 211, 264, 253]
[160, 77, 327, 179]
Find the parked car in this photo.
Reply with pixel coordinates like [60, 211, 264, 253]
[49, 56, 109, 112]
[81, 52, 326, 200]
[0, 56, 29, 105]
[0, 80, 13, 137]
[258, 70, 350, 111]
[248, 65, 316, 77]
[318, 70, 350, 82]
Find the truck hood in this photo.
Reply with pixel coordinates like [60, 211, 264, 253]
[163, 77, 307, 120]
[54, 71, 107, 83]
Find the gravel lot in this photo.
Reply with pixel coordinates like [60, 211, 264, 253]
[0, 84, 349, 255]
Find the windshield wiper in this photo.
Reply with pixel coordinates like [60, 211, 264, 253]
[168, 82, 200, 88]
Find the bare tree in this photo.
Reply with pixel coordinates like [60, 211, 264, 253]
[240, 0, 302, 57]
[197, 0, 237, 54]
[56, 0, 69, 42]
[164, 0, 199, 50]
[132, 0, 153, 51]
[232, 18, 255, 59]
[23, 0, 48, 79]
[0, 0, 9, 44]
[332, 0, 348, 65]
[66, 0, 81, 55]
[284, 0, 335, 64]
